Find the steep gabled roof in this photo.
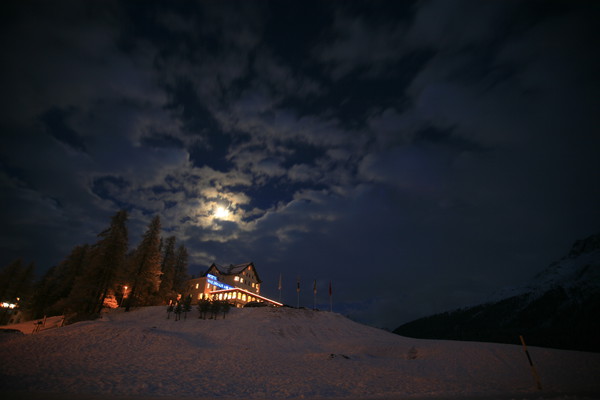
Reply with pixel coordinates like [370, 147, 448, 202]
[203, 262, 262, 283]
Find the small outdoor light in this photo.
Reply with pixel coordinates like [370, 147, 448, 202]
[120, 285, 129, 307]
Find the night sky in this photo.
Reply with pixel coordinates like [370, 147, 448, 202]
[1, 0, 599, 329]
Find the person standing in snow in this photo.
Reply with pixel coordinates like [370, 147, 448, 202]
[172, 294, 182, 321]
[182, 294, 192, 320]
[198, 299, 210, 319]
[166, 299, 174, 319]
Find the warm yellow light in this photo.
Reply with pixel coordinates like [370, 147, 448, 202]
[214, 206, 229, 219]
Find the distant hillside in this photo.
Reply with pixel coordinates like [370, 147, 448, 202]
[394, 233, 600, 352]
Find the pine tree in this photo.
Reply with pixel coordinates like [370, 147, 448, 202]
[13, 262, 34, 312]
[31, 265, 59, 319]
[0, 259, 23, 303]
[0, 260, 34, 303]
[92, 210, 128, 313]
[70, 210, 128, 315]
[125, 216, 162, 311]
[0, 259, 34, 324]
[172, 244, 189, 295]
[32, 244, 90, 318]
[66, 248, 103, 317]
[157, 236, 176, 302]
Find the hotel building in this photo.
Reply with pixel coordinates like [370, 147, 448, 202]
[187, 262, 282, 307]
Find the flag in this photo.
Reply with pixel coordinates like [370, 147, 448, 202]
[278, 273, 282, 291]
[313, 280, 317, 295]
[329, 281, 332, 296]
[296, 278, 300, 293]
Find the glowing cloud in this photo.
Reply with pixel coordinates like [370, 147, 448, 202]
[214, 206, 230, 220]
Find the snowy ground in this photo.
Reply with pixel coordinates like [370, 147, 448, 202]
[1, 315, 65, 334]
[1, 306, 599, 400]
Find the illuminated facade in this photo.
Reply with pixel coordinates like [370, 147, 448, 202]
[187, 262, 282, 308]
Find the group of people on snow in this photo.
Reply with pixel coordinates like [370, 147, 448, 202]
[167, 294, 230, 320]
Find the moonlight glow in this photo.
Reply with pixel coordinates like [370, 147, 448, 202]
[214, 206, 230, 220]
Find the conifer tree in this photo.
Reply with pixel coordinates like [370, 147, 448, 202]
[0, 259, 23, 303]
[0, 260, 34, 304]
[93, 210, 128, 313]
[31, 265, 59, 319]
[172, 244, 189, 295]
[158, 236, 177, 302]
[72, 210, 128, 315]
[0, 259, 34, 324]
[32, 244, 90, 318]
[125, 215, 162, 310]
[63, 244, 91, 295]
[158, 237, 164, 257]
[13, 262, 34, 311]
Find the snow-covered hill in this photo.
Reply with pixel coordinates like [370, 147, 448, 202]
[395, 233, 600, 352]
[491, 233, 600, 301]
[1, 306, 599, 399]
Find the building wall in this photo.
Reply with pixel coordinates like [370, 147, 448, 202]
[221, 267, 260, 294]
[185, 264, 263, 306]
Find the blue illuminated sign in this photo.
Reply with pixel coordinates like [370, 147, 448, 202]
[207, 274, 234, 290]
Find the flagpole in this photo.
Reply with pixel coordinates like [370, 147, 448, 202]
[278, 273, 282, 303]
[313, 280, 317, 310]
[296, 277, 300, 308]
[329, 281, 332, 312]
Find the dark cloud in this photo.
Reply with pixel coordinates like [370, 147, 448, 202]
[141, 133, 185, 150]
[1, 0, 599, 329]
[40, 107, 88, 153]
[313, 7, 410, 80]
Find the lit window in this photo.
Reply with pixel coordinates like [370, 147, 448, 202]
[240, 278, 244, 283]
[195, 283, 199, 289]
[234, 276, 240, 282]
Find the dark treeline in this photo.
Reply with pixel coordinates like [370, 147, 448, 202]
[0, 210, 189, 325]
[0, 259, 35, 325]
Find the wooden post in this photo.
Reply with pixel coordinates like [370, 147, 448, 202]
[519, 335, 542, 390]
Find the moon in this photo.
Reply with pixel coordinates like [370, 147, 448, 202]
[214, 206, 230, 219]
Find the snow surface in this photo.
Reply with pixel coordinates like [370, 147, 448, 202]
[1, 306, 599, 400]
[1, 315, 65, 335]
[487, 248, 600, 303]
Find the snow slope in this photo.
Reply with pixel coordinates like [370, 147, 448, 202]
[0, 315, 65, 334]
[488, 246, 600, 303]
[1, 306, 599, 399]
